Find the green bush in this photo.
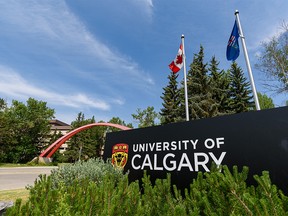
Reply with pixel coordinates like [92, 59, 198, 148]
[48, 158, 123, 189]
[5, 160, 288, 215]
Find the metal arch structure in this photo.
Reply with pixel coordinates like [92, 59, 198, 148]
[39, 122, 131, 161]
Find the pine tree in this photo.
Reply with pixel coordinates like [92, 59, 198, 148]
[208, 56, 232, 115]
[63, 112, 98, 162]
[186, 45, 218, 120]
[228, 62, 254, 113]
[160, 72, 181, 124]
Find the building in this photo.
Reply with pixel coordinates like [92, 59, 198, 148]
[49, 119, 72, 153]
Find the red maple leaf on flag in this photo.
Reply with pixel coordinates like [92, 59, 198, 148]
[168, 43, 183, 73]
[175, 54, 183, 64]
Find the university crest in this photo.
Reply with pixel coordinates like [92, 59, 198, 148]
[111, 143, 128, 169]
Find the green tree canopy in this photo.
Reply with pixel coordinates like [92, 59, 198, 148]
[58, 114, 132, 163]
[62, 112, 98, 163]
[257, 92, 275, 109]
[0, 98, 54, 163]
[132, 106, 159, 128]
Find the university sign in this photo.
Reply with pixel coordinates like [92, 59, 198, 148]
[103, 107, 288, 193]
[129, 137, 226, 172]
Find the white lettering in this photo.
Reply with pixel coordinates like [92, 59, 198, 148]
[149, 142, 155, 151]
[171, 141, 177, 150]
[132, 144, 138, 152]
[190, 139, 198, 149]
[139, 143, 145, 152]
[131, 154, 141, 169]
[209, 152, 226, 166]
[131, 151, 227, 173]
[141, 154, 153, 170]
[177, 153, 193, 171]
[204, 138, 215, 149]
[194, 153, 209, 171]
[163, 142, 169, 151]
[178, 141, 181, 150]
[182, 140, 189, 150]
[216, 137, 225, 148]
[156, 142, 161, 151]
[154, 154, 163, 170]
[163, 153, 176, 171]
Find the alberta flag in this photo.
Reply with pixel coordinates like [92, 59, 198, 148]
[169, 44, 183, 73]
[226, 21, 240, 61]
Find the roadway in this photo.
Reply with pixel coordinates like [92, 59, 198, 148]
[0, 167, 57, 191]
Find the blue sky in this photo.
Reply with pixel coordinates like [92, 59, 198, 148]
[0, 0, 287, 125]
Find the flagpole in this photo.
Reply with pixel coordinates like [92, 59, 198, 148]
[235, 10, 261, 110]
[181, 34, 190, 121]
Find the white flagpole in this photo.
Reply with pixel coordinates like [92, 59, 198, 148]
[181, 34, 190, 121]
[235, 10, 261, 110]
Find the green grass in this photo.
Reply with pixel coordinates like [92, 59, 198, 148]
[0, 188, 29, 203]
[0, 163, 29, 167]
[0, 163, 61, 167]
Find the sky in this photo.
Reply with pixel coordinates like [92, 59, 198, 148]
[0, 0, 287, 126]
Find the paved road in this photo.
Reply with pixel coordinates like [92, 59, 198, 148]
[0, 167, 57, 191]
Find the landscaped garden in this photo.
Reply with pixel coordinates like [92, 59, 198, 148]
[3, 158, 288, 215]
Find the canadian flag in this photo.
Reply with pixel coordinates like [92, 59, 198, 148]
[169, 44, 183, 73]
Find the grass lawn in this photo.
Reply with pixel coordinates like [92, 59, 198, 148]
[0, 188, 29, 203]
[0, 163, 29, 167]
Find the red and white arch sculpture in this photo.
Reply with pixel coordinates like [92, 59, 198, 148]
[39, 122, 131, 162]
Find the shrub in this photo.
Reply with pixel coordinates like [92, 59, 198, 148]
[5, 161, 288, 215]
[48, 158, 123, 189]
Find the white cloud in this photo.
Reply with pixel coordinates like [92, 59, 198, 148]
[131, 0, 154, 21]
[0, 65, 110, 110]
[0, 0, 154, 86]
[112, 98, 125, 106]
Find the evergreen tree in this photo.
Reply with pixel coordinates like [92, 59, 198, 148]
[228, 62, 254, 113]
[186, 45, 218, 120]
[62, 114, 132, 162]
[208, 56, 232, 115]
[63, 112, 98, 162]
[160, 72, 181, 124]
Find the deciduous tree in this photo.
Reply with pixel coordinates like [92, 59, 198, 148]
[0, 98, 54, 163]
[132, 106, 159, 128]
[257, 92, 275, 109]
[255, 22, 288, 93]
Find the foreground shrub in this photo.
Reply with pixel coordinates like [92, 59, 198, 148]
[5, 161, 288, 215]
[49, 158, 123, 189]
[183, 165, 288, 215]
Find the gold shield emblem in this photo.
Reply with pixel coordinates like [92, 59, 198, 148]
[112, 143, 128, 169]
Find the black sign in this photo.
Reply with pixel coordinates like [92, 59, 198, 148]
[103, 107, 288, 193]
